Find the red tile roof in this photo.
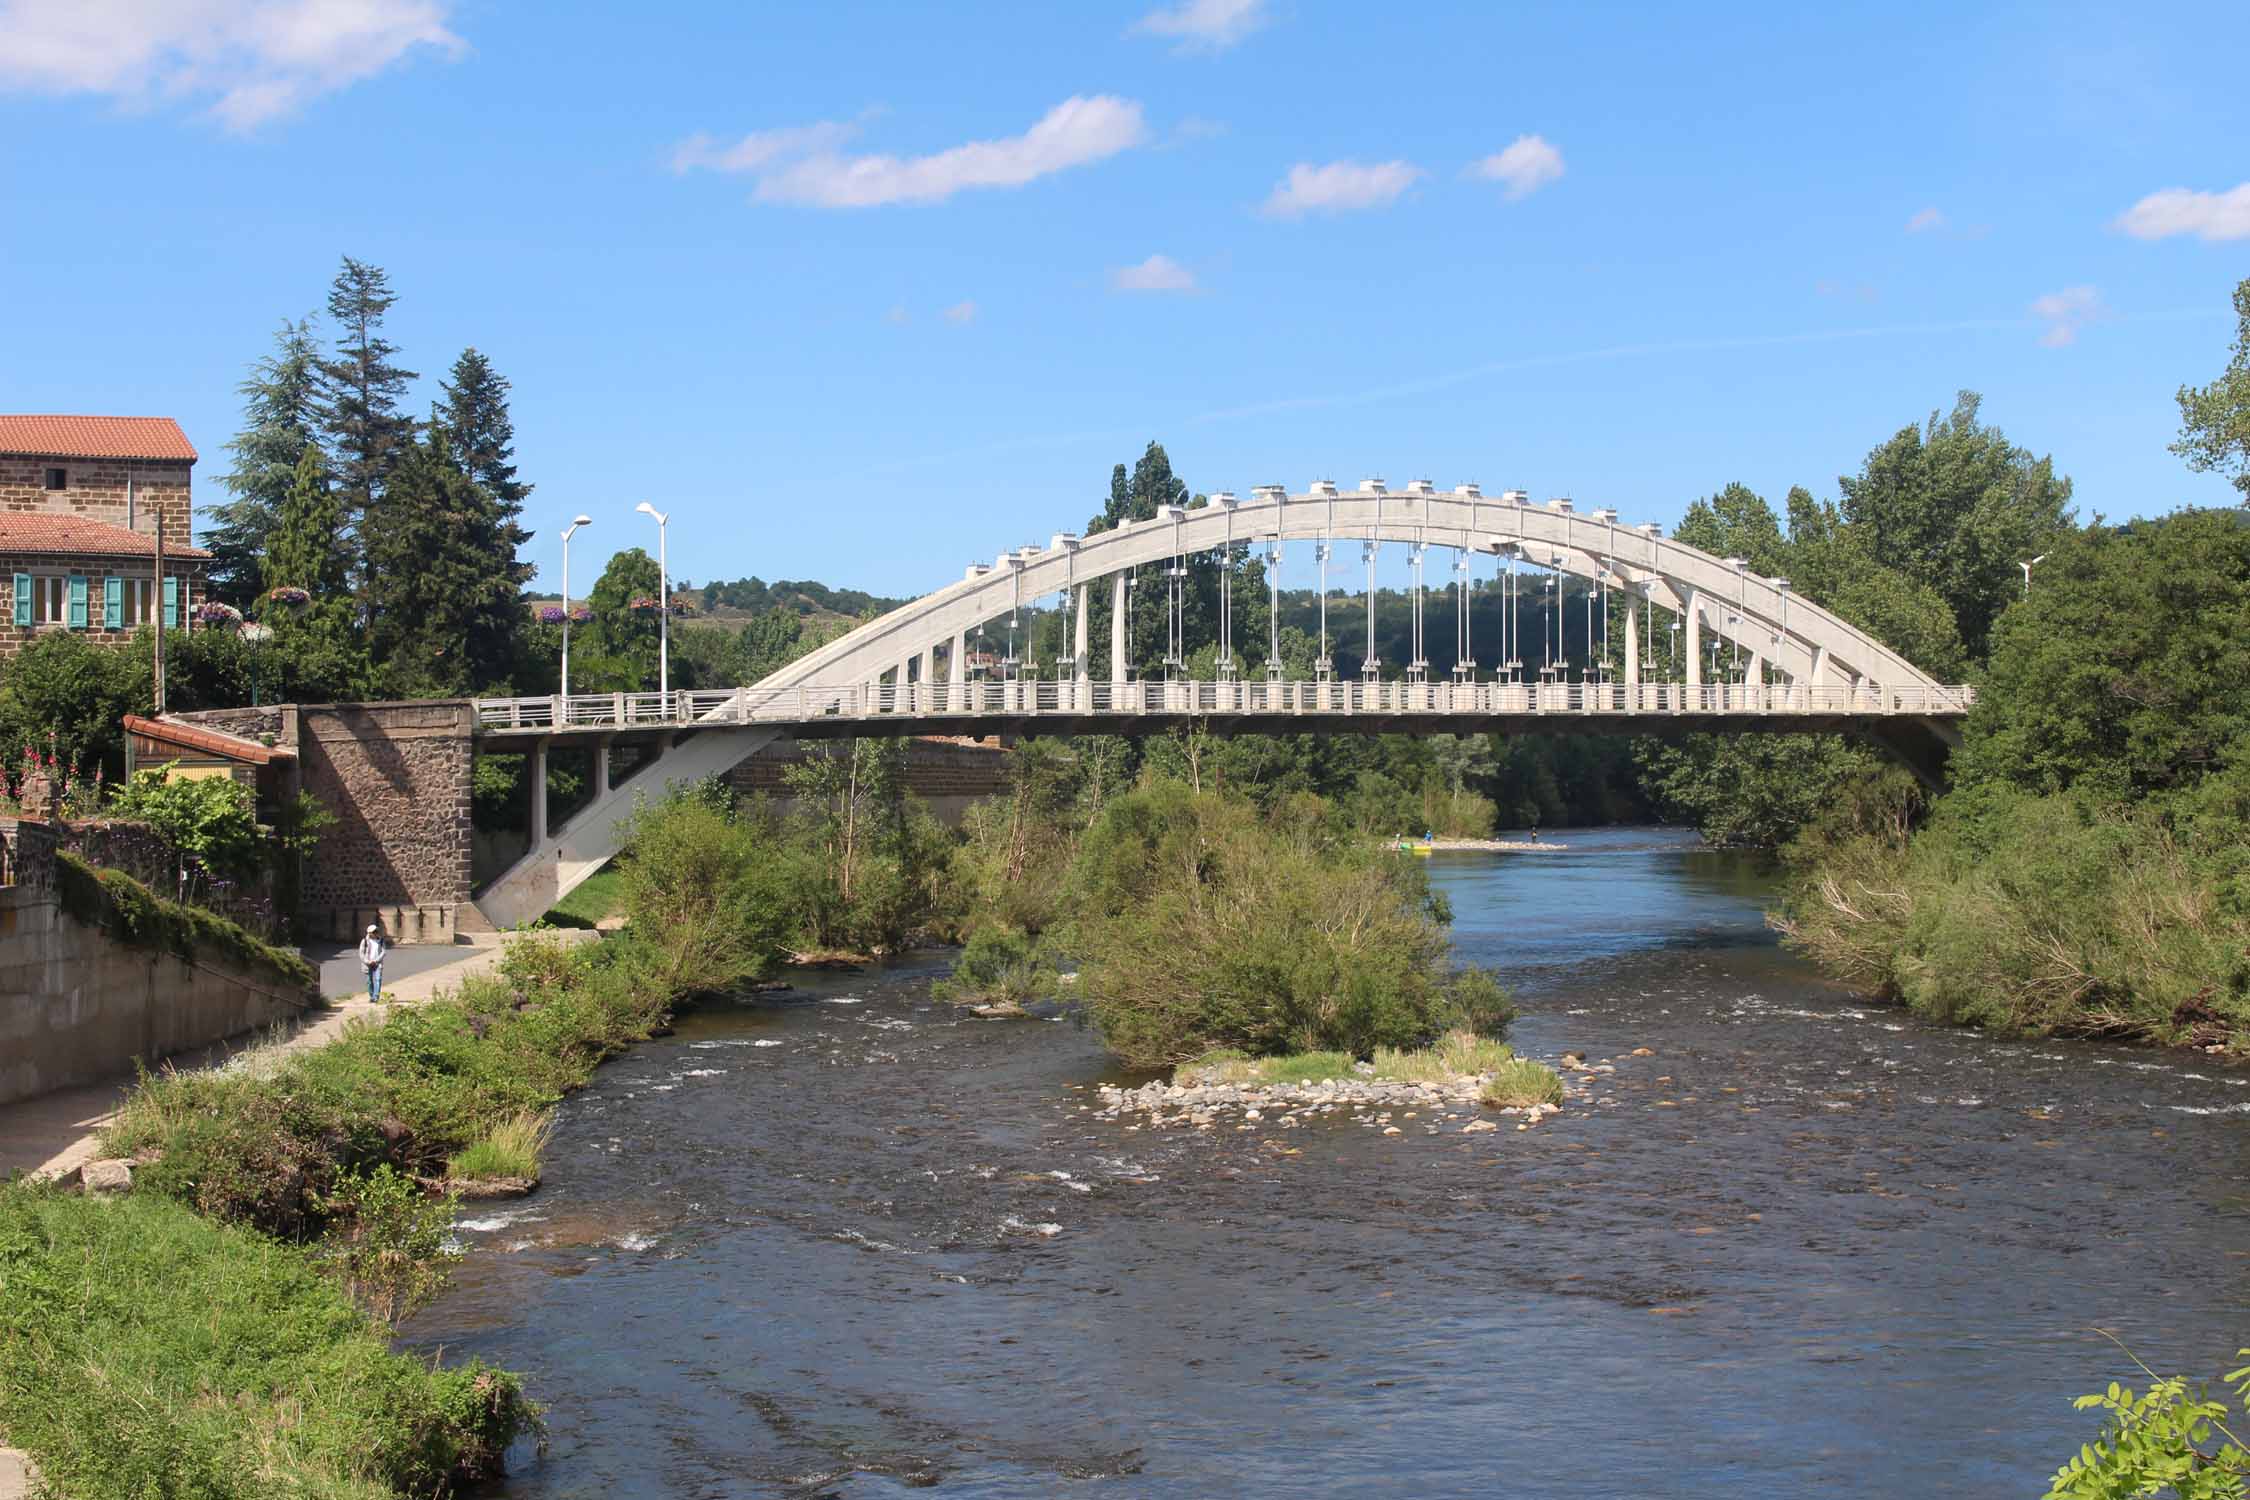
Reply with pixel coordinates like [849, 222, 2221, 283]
[0, 514, 211, 559]
[0, 415, 198, 463]
[123, 715, 291, 765]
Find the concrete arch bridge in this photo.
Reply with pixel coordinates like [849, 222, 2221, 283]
[473, 481, 1972, 926]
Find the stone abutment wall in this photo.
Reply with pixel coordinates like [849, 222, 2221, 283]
[291, 701, 477, 940]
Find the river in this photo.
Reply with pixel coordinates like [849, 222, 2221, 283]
[411, 828, 2250, 1497]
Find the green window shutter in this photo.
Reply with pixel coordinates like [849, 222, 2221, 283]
[103, 576, 123, 629]
[162, 577, 179, 628]
[10, 574, 28, 628]
[67, 575, 88, 630]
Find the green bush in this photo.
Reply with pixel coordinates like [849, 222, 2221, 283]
[932, 926, 1055, 1008]
[615, 793, 795, 991]
[1060, 781, 1514, 1067]
[0, 1185, 533, 1498]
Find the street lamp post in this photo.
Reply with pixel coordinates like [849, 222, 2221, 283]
[2020, 554, 2049, 596]
[561, 514, 593, 698]
[635, 502, 670, 701]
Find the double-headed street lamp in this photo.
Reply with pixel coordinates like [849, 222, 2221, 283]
[636, 502, 671, 699]
[561, 513, 593, 697]
[2021, 554, 2049, 597]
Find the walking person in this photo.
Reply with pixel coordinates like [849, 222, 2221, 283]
[359, 923, 388, 1003]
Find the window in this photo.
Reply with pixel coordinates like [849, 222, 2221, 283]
[30, 575, 66, 625]
[42, 467, 65, 491]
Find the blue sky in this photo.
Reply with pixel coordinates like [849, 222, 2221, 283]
[3, 0, 2246, 599]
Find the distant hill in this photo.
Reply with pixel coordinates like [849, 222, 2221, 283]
[696, 575, 906, 622]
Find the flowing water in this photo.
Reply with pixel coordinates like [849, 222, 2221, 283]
[412, 829, 2250, 1497]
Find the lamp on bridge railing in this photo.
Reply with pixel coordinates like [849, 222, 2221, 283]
[634, 502, 669, 699]
[561, 513, 593, 697]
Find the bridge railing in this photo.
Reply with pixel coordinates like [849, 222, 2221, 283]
[472, 680, 1976, 731]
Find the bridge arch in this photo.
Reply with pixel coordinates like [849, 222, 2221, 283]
[754, 483, 1942, 698]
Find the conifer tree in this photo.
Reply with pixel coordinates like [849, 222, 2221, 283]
[263, 446, 348, 596]
[206, 317, 321, 604]
[315, 257, 417, 568]
[437, 347, 532, 512]
[363, 428, 531, 695]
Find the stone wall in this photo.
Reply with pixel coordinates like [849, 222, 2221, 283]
[177, 704, 295, 746]
[294, 701, 476, 938]
[0, 884, 309, 1106]
[0, 548, 207, 658]
[0, 455, 193, 540]
[725, 735, 1013, 825]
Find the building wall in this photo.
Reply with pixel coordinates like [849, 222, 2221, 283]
[0, 455, 193, 540]
[0, 885, 307, 1107]
[0, 548, 207, 657]
[293, 701, 477, 937]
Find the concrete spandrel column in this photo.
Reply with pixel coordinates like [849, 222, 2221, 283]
[593, 740, 611, 796]
[1624, 597, 1640, 691]
[950, 631, 966, 693]
[919, 646, 935, 702]
[1110, 572, 1128, 687]
[1074, 582, 1090, 690]
[528, 738, 548, 849]
[1684, 592, 1702, 689]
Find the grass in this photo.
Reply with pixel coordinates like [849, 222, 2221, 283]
[1371, 1029, 1519, 1082]
[540, 863, 625, 929]
[1481, 1058, 1566, 1109]
[1178, 1031, 1565, 1108]
[446, 1110, 554, 1182]
[1177, 1049, 1357, 1085]
[0, 1185, 531, 1498]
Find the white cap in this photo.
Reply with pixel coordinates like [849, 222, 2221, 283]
[366, 924, 379, 933]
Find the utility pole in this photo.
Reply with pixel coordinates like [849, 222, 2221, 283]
[153, 510, 167, 716]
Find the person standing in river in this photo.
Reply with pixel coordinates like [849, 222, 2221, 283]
[359, 924, 388, 1003]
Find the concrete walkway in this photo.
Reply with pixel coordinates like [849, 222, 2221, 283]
[0, 931, 596, 1183]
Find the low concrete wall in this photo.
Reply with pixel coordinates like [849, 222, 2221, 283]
[0, 885, 312, 1107]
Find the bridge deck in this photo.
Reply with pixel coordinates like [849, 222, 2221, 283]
[472, 679, 1973, 747]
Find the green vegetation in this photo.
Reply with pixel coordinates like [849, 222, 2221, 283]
[1480, 1059, 1566, 1109]
[0, 1187, 530, 1498]
[1370, 1030, 1520, 1083]
[1058, 781, 1513, 1067]
[1179, 1049, 1357, 1086]
[932, 926, 1055, 1009]
[54, 850, 315, 991]
[2044, 1344, 2250, 1499]
[445, 1110, 553, 1183]
[1778, 505, 2250, 1044]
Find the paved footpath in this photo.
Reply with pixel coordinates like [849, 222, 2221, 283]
[0, 931, 599, 1183]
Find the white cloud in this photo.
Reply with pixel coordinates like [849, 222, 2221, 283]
[1260, 159, 1423, 219]
[0, 0, 463, 128]
[1111, 254, 1198, 293]
[941, 300, 977, 325]
[2114, 183, 2250, 242]
[2030, 285, 2101, 347]
[1131, 0, 1269, 53]
[1905, 206, 1947, 233]
[674, 95, 1147, 208]
[884, 303, 910, 326]
[1467, 135, 1564, 201]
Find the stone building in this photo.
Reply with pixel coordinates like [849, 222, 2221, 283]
[0, 415, 208, 658]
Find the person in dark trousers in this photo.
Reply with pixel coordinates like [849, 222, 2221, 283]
[359, 924, 388, 1002]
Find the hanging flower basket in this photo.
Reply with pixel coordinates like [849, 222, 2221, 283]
[195, 601, 245, 630]
[570, 606, 591, 624]
[537, 604, 569, 625]
[262, 585, 311, 616]
[668, 597, 697, 618]
[629, 595, 664, 615]
[239, 622, 273, 645]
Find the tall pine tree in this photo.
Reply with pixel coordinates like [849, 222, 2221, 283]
[316, 257, 417, 577]
[205, 317, 321, 605]
[437, 348, 531, 512]
[363, 428, 532, 695]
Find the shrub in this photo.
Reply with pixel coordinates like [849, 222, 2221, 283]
[1372, 1028, 1518, 1082]
[2043, 1344, 2250, 1499]
[54, 851, 315, 991]
[932, 926, 1055, 1008]
[1062, 781, 1514, 1067]
[615, 792, 794, 992]
[315, 1166, 461, 1328]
